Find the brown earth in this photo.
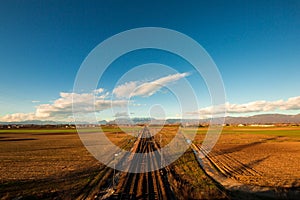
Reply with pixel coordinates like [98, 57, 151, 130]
[192, 127, 300, 189]
[3, 126, 296, 199]
[0, 127, 228, 199]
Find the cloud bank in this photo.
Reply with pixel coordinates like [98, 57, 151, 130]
[188, 96, 300, 116]
[113, 72, 190, 98]
[0, 73, 189, 122]
[0, 89, 127, 122]
[1, 71, 299, 122]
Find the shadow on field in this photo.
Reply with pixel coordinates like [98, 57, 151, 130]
[229, 155, 270, 176]
[216, 137, 280, 156]
[229, 188, 300, 200]
[32, 132, 76, 136]
[0, 165, 102, 200]
[0, 138, 37, 142]
[244, 155, 270, 169]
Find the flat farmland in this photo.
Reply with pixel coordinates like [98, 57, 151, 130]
[0, 126, 228, 200]
[0, 127, 136, 199]
[1, 125, 299, 199]
[184, 127, 300, 190]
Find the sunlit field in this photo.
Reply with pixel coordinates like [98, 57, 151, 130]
[1, 126, 299, 199]
[183, 126, 300, 188]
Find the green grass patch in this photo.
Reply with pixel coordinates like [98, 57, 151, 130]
[181, 127, 300, 139]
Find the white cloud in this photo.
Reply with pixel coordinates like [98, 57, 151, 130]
[281, 96, 300, 110]
[35, 90, 127, 119]
[93, 88, 104, 94]
[31, 100, 40, 103]
[0, 72, 190, 122]
[113, 112, 129, 118]
[113, 81, 138, 99]
[187, 96, 300, 116]
[0, 113, 37, 122]
[113, 72, 190, 98]
[0, 88, 128, 122]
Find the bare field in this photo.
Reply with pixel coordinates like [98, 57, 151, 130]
[0, 131, 95, 181]
[0, 127, 136, 199]
[0, 126, 228, 199]
[185, 127, 300, 189]
[1, 126, 299, 199]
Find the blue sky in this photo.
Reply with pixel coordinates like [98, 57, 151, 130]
[0, 0, 299, 122]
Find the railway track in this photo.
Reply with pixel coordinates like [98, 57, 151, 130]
[76, 127, 175, 200]
[109, 127, 175, 199]
[74, 134, 137, 200]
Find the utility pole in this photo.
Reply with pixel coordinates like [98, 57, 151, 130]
[113, 162, 115, 189]
[160, 133, 163, 168]
[113, 153, 119, 189]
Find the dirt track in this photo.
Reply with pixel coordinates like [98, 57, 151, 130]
[100, 127, 175, 199]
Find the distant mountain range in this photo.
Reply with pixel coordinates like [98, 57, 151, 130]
[0, 120, 61, 125]
[0, 120, 88, 125]
[1, 114, 300, 125]
[0, 119, 108, 125]
[224, 113, 300, 124]
[110, 114, 300, 125]
[165, 113, 300, 125]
